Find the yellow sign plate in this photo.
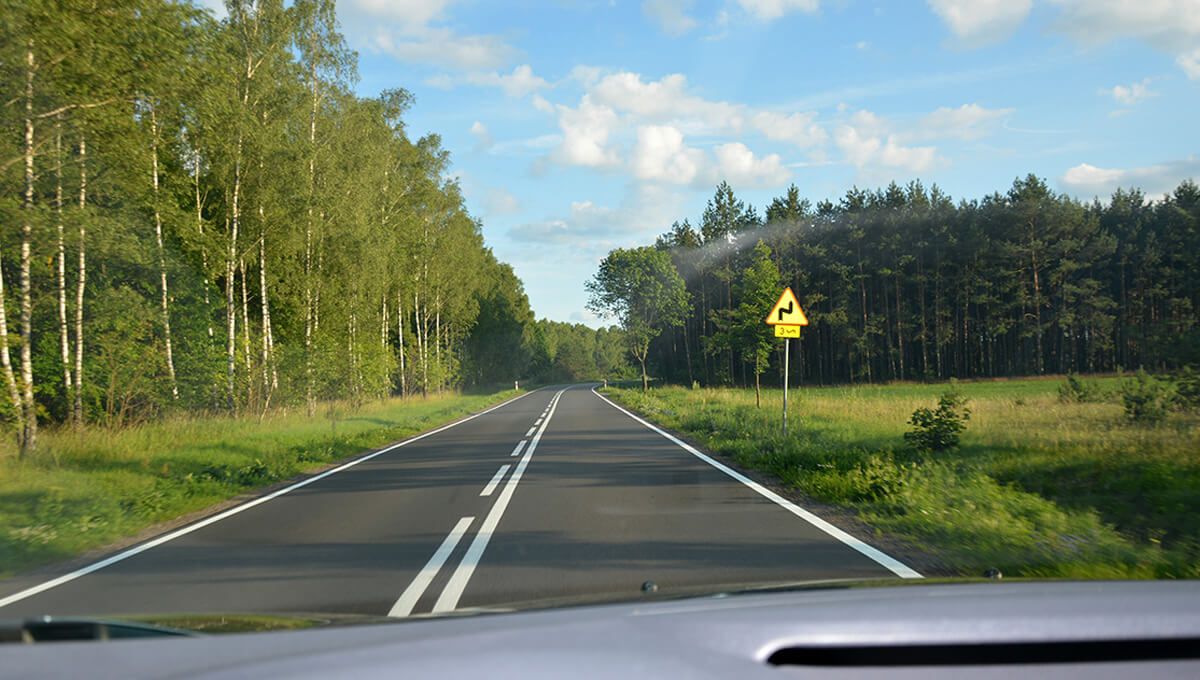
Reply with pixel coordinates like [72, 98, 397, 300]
[766, 287, 808, 326]
[774, 325, 801, 338]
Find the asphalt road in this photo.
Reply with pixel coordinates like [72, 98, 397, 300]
[0, 385, 918, 619]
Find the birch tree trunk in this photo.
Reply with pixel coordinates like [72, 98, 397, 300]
[56, 117, 73, 405]
[193, 148, 212, 339]
[397, 292, 406, 396]
[149, 104, 179, 400]
[73, 135, 87, 428]
[226, 154, 241, 410]
[19, 41, 38, 457]
[0, 254, 24, 435]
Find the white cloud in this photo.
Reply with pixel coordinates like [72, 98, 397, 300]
[469, 121, 493, 153]
[642, 0, 699, 35]
[713, 143, 792, 187]
[750, 110, 827, 148]
[1060, 156, 1200, 198]
[588, 71, 745, 135]
[466, 64, 549, 97]
[482, 187, 522, 216]
[339, 0, 517, 70]
[926, 0, 1033, 44]
[630, 125, 710, 185]
[551, 96, 622, 168]
[342, 0, 455, 30]
[737, 0, 821, 21]
[374, 28, 517, 70]
[834, 113, 942, 175]
[1050, 0, 1200, 50]
[912, 103, 1014, 140]
[532, 94, 555, 114]
[1049, 1, 1200, 79]
[1177, 48, 1200, 79]
[1100, 78, 1157, 106]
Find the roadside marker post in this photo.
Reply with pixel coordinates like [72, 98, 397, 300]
[766, 288, 808, 435]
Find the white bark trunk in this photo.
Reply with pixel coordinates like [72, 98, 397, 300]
[150, 104, 179, 400]
[73, 135, 86, 427]
[55, 117, 73, 403]
[0, 254, 23, 431]
[20, 42, 37, 457]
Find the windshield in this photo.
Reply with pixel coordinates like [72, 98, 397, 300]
[1, 0, 1198, 629]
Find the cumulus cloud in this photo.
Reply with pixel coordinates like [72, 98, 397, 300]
[713, 143, 791, 187]
[926, 0, 1033, 44]
[750, 111, 827, 148]
[589, 72, 745, 135]
[1100, 78, 1157, 106]
[834, 111, 942, 174]
[1060, 156, 1200, 199]
[463, 64, 549, 97]
[737, 0, 821, 21]
[911, 103, 1015, 140]
[551, 96, 622, 168]
[643, 0, 699, 36]
[338, 0, 517, 70]
[630, 125, 710, 185]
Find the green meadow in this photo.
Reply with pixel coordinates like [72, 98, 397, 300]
[605, 376, 1200, 578]
[0, 390, 520, 579]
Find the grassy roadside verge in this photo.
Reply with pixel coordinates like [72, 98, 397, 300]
[604, 378, 1200, 578]
[0, 389, 521, 579]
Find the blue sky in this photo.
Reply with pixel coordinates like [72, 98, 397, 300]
[206, 1, 1200, 327]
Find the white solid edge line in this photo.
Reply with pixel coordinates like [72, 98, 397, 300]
[510, 440, 527, 457]
[0, 390, 537, 611]
[387, 516, 475, 617]
[479, 464, 511, 497]
[432, 388, 568, 613]
[591, 389, 922, 579]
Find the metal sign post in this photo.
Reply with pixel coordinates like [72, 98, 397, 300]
[766, 288, 807, 436]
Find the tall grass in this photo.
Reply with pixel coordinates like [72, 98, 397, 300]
[0, 390, 520, 578]
[607, 377, 1200, 578]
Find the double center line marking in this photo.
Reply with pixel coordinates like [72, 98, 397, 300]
[388, 387, 567, 617]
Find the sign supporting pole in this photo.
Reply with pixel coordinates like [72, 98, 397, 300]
[783, 338, 789, 435]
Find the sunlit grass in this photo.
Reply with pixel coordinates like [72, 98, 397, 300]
[607, 376, 1200, 578]
[0, 390, 521, 579]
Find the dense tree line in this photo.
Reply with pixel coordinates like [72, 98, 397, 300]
[0, 0, 545, 456]
[643, 176, 1200, 388]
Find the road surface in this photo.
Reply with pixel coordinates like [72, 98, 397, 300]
[0, 385, 918, 618]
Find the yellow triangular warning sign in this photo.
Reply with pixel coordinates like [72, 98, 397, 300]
[766, 287, 808, 326]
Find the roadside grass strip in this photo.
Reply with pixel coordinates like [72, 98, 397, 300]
[0, 390, 525, 582]
[603, 377, 1200, 579]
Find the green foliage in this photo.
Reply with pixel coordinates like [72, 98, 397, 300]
[904, 387, 971, 452]
[1059, 373, 1104, 403]
[1120, 370, 1173, 424]
[586, 246, 690, 390]
[1169, 367, 1200, 412]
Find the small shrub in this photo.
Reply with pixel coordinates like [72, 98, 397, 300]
[904, 388, 971, 452]
[1058, 373, 1103, 403]
[1119, 369, 1172, 424]
[1170, 367, 1200, 412]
